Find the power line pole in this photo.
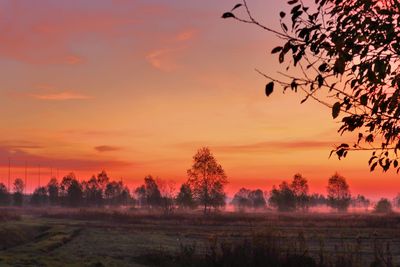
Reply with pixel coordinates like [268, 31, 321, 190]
[38, 164, 41, 188]
[8, 157, 10, 192]
[25, 161, 27, 195]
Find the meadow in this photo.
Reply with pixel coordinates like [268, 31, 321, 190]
[0, 207, 399, 267]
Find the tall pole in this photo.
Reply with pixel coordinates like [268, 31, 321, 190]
[8, 157, 10, 192]
[25, 161, 27, 195]
[38, 165, 41, 188]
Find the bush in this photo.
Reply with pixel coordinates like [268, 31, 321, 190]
[374, 198, 392, 214]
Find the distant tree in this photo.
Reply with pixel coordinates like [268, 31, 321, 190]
[47, 177, 59, 205]
[135, 185, 147, 207]
[327, 173, 351, 212]
[309, 193, 327, 207]
[269, 181, 296, 212]
[176, 183, 196, 209]
[248, 189, 266, 209]
[13, 178, 24, 206]
[232, 188, 266, 211]
[0, 183, 10, 206]
[290, 174, 309, 211]
[31, 186, 48, 206]
[60, 173, 76, 205]
[143, 175, 162, 208]
[97, 170, 110, 197]
[394, 194, 400, 209]
[82, 176, 103, 206]
[157, 179, 176, 214]
[60, 174, 83, 207]
[104, 181, 123, 205]
[187, 147, 228, 214]
[232, 188, 252, 211]
[374, 198, 392, 214]
[351, 194, 370, 210]
[223, 0, 400, 172]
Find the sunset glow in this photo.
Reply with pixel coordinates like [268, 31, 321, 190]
[1, 0, 398, 198]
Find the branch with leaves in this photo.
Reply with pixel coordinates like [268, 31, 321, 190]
[223, 0, 400, 172]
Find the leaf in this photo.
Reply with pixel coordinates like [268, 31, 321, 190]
[332, 102, 341, 119]
[370, 162, 378, 172]
[231, 4, 242, 11]
[265, 82, 274, 97]
[280, 12, 286, 18]
[222, 12, 235, 19]
[318, 63, 328, 72]
[279, 52, 284, 63]
[271, 46, 283, 54]
[360, 94, 368, 106]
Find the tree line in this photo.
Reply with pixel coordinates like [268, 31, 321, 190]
[0, 147, 397, 213]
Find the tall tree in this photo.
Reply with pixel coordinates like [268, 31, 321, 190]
[83, 176, 103, 206]
[47, 177, 59, 205]
[187, 147, 227, 214]
[31, 186, 48, 206]
[327, 173, 351, 212]
[13, 178, 24, 206]
[144, 175, 162, 208]
[0, 183, 10, 206]
[269, 181, 296, 212]
[223, 0, 400, 172]
[290, 174, 309, 211]
[176, 183, 196, 209]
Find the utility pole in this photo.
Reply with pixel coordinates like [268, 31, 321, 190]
[8, 157, 10, 192]
[25, 161, 27, 195]
[38, 165, 41, 188]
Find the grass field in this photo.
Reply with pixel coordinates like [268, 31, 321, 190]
[0, 208, 399, 266]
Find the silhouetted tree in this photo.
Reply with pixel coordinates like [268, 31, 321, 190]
[223, 0, 400, 172]
[13, 178, 24, 206]
[176, 183, 196, 209]
[232, 188, 266, 211]
[327, 173, 351, 212]
[60, 174, 82, 207]
[209, 181, 226, 210]
[374, 198, 392, 213]
[351, 194, 370, 210]
[232, 188, 252, 211]
[82, 176, 103, 206]
[135, 185, 147, 207]
[105, 181, 123, 205]
[47, 177, 59, 205]
[269, 181, 296, 212]
[187, 147, 227, 214]
[291, 174, 309, 211]
[249, 189, 266, 209]
[0, 183, 10, 206]
[157, 179, 176, 214]
[309, 193, 327, 207]
[143, 175, 162, 208]
[31, 186, 48, 206]
[394, 194, 400, 209]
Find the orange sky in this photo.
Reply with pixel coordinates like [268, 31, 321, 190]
[0, 0, 398, 199]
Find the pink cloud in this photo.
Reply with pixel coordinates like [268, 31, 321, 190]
[146, 28, 197, 71]
[94, 145, 121, 153]
[31, 91, 91, 101]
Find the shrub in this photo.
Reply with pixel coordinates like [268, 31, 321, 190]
[374, 198, 392, 214]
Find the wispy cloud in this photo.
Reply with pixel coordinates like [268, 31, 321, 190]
[31, 91, 91, 101]
[94, 145, 121, 153]
[176, 140, 336, 154]
[146, 28, 197, 71]
[0, 146, 132, 171]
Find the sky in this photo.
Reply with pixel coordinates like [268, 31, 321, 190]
[0, 0, 398, 198]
